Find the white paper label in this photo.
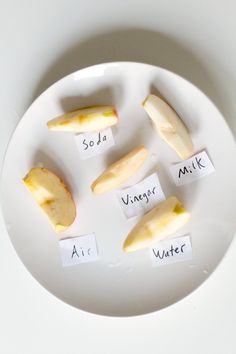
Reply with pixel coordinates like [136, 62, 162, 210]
[59, 233, 99, 267]
[169, 151, 215, 186]
[116, 173, 166, 219]
[150, 235, 192, 266]
[74, 128, 114, 159]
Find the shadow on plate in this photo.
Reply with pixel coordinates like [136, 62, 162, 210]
[59, 84, 123, 113]
[33, 28, 232, 132]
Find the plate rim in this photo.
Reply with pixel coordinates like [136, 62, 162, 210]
[1, 61, 236, 317]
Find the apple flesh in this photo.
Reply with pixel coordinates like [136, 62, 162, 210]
[142, 94, 194, 159]
[91, 146, 148, 194]
[123, 196, 190, 252]
[47, 106, 118, 133]
[23, 167, 76, 232]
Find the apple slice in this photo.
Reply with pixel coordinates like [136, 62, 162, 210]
[142, 94, 194, 159]
[23, 167, 76, 232]
[91, 146, 148, 194]
[47, 106, 118, 133]
[123, 196, 190, 252]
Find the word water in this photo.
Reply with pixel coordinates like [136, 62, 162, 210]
[117, 173, 166, 219]
[150, 235, 192, 266]
[59, 233, 99, 267]
[74, 128, 114, 160]
[170, 150, 215, 186]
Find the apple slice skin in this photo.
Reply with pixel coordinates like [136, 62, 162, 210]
[47, 106, 118, 133]
[123, 196, 190, 252]
[91, 146, 148, 194]
[143, 94, 194, 159]
[23, 167, 76, 232]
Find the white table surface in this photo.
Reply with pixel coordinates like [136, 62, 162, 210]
[0, 1, 236, 353]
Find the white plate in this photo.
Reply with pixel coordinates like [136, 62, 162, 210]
[1, 62, 236, 317]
